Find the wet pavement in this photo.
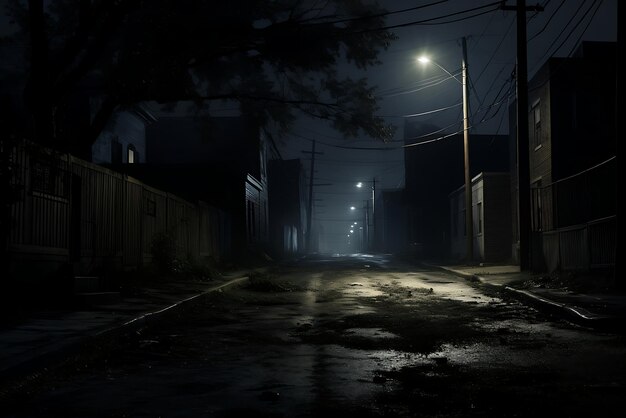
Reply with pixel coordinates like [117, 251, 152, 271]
[432, 263, 626, 329]
[2, 254, 626, 417]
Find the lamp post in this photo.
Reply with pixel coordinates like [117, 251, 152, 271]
[356, 178, 376, 252]
[418, 37, 473, 261]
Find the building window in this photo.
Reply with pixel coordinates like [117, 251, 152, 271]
[477, 202, 483, 234]
[127, 145, 136, 164]
[145, 198, 156, 217]
[247, 200, 256, 238]
[532, 101, 541, 149]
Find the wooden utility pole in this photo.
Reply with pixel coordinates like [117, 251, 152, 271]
[302, 140, 323, 252]
[461, 36, 473, 262]
[616, 1, 624, 287]
[364, 199, 370, 252]
[501, 0, 543, 271]
[371, 177, 377, 252]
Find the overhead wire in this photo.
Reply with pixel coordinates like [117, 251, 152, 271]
[301, 0, 450, 26]
[528, 0, 567, 43]
[565, 0, 604, 57]
[378, 71, 461, 98]
[533, 0, 597, 68]
[350, 1, 502, 33]
[402, 90, 515, 148]
[529, 0, 606, 82]
[376, 72, 453, 96]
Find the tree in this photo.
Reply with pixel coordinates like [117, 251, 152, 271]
[3, 0, 397, 154]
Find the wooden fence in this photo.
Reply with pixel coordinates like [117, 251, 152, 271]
[8, 141, 229, 281]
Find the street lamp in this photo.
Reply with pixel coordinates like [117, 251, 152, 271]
[417, 36, 473, 261]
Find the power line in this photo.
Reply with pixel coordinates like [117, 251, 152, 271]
[378, 72, 461, 98]
[528, 0, 567, 43]
[401, 102, 462, 118]
[402, 91, 515, 149]
[533, 0, 599, 68]
[351, 1, 502, 33]
[302, 0, 450, 26]
[473, 15, 516, 85]
[565, 0, 604, 57]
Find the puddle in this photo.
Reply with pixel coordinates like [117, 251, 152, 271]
[342, 283, 385, 298]
[344, 328, 400, 339]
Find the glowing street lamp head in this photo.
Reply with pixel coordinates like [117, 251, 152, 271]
[356, 182, 363, 188]
[417, 56, 430, 64]
[350, 206, 356, 211]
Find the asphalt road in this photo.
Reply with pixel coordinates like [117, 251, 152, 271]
[3, 254, 626, 417]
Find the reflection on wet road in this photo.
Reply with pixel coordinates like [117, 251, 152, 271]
[4, 254, 626, 417]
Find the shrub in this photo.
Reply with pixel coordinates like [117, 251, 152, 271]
[150, 232, 177, 273]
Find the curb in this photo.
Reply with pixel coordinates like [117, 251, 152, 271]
[0, 275, 249, 399]
[502, 286, 620, 330]
[95, 276, 249, 337]
[428, 264, 621, 331]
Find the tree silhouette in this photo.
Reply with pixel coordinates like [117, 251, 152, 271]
[3, 0, 397, 153]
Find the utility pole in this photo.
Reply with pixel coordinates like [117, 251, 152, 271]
[364, 199, 370, 252]
[501, 0, 543, 271]
[461, 36, 473, 262]
[371, 177, 376, 252]
[616, 1, 624, 288]
[302, 140, 323, 252]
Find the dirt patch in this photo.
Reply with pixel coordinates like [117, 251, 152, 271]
[243, 272, 305, 293]
[519, 270, 618, 294]
[293, 296, 488, 354]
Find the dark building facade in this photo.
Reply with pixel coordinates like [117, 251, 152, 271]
[404, 121, 509, 259]
[380, 189, 410, 255]
[116, 116, 272, 257]
[449, 172, 512, 262]
[513, 41, 616, 271]
[268, 159, 308, 258]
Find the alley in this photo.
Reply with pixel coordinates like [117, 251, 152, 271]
[2, 255, 625, 417]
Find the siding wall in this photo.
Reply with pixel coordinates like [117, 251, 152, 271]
[483, 174, 512, 261]
[449, 173, 511, 262]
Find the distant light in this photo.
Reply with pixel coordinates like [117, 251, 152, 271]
[347, 234, 351, 237]
[417, 56, 430, 64]
[350, 230, 354, 233]
[350, 206, 356, 210]
[356, 182, 363, 188]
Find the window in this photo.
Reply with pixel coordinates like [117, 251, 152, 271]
[127, 145, 136, 164]
[145, 198, 156, 217]
[532, 101, 541, 149]
[247, 200, 256, 238]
